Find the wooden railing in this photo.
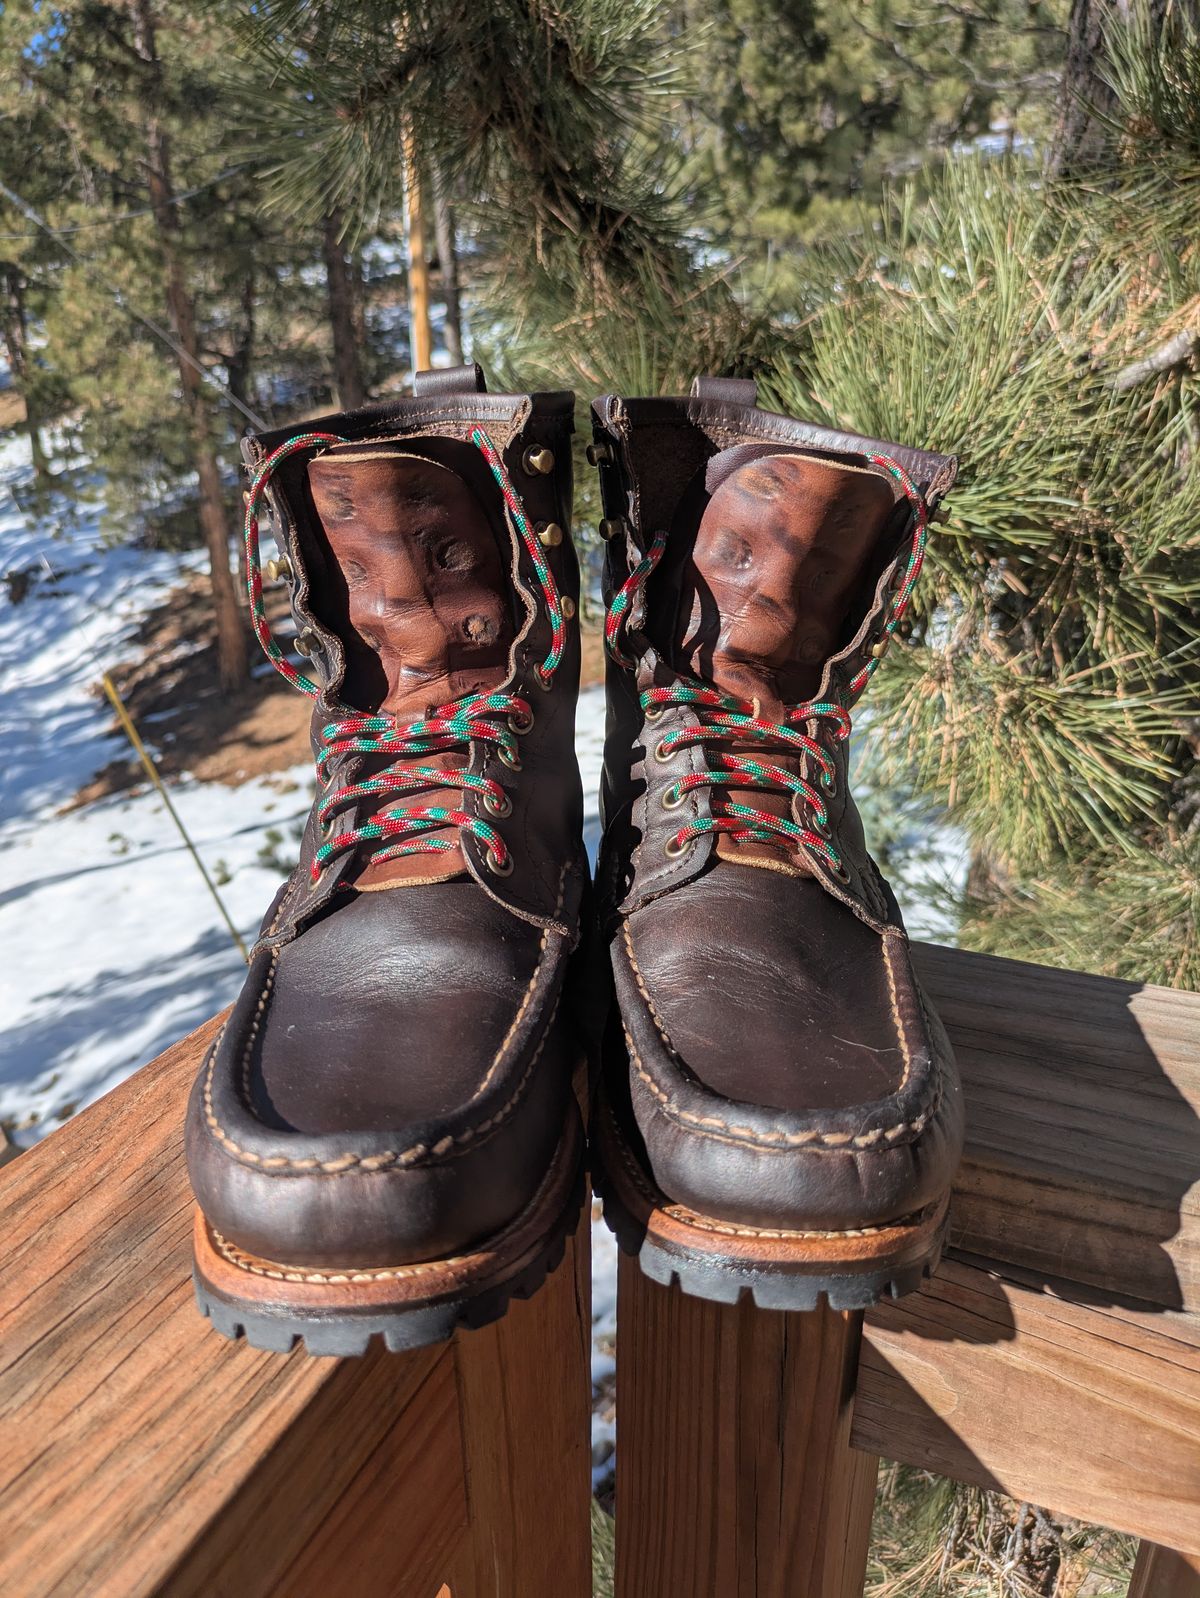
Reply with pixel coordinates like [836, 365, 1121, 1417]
[1, 943, 1197, 1596]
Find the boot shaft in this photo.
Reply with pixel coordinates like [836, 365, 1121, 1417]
[243, 365, 584, 940]
[248, 365, 578, 719]
[591, 377, 956, 919]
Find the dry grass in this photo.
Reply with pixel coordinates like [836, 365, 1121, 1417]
[866, 1469, 1138, 1598]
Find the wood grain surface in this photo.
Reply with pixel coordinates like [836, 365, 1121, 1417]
[0, 1012, 591, 1597]
[613, 1256, 878, 1598]
[856, 1255, 1200, 1553]
[914, 943, 1200, 1312]
[1129, 1541, 1200, 1597]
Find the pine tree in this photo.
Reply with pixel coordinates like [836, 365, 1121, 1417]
[0, 2, 358, 687]
[679, 0, 1066, 273]
[763, 0, 1200, 990]
[234, 1, 693, 325]
[130, 0, 248, 689]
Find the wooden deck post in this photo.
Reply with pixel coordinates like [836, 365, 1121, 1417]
[609, 942, 1200, 1591]
[1131, 1546, 1200, 1598]
[613, 1256, 878, 1598]
[0, 1015, 593, 1598]
[1128, 1543, 1200, 1598]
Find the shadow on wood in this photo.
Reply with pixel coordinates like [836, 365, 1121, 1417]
[614, 1255, 877, 1598]
[609, 943, 1200, 1591]
[0, 1014, 592, 1598]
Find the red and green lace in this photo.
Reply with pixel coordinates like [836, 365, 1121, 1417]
[604, 453, 928, 874]
[245, 429, 563, 882]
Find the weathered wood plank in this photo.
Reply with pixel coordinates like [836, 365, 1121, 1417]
[855, 1255, 1200, 1554]
[613, 1256, 879, 1598]
[0, 1013, 589, 1597]
[1129, 1542, 1200, 1597]
[914, 944, 1200, 1311]
[453, 1203, 594, 1598]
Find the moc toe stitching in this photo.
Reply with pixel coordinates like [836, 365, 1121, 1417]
[612, 914, 963, 1232]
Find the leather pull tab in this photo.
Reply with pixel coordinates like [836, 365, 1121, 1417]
[689, 375, 757, 406]
[413, 363, 487, 398]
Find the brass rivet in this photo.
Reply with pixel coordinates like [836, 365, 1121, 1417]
[523, 445, 555, 476]
[265, 554, 292, 583]
[870, 636, 891, 660]
[599, 518, 625, 541]
[536, 521, 563, 548]
[294, 630, 317, 657]
[586, 441, 613, 466]
[561, 596, 577, 620]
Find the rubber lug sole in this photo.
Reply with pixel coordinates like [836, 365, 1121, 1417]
[193, 1110, 585, 1357]
[593, 1090, 946, 1313]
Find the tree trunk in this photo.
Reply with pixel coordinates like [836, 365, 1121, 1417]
[321, 211, 366, 410]
[131, 0, 248, 692]
[1, 263, 50, 477]
[403, 126, 433, 373]
[1050, 0, 1118, 175]
[431, 175, 464, 365]
[225, 269, 256, 421]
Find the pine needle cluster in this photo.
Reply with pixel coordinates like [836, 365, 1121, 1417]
[764, 96, 1199, 982]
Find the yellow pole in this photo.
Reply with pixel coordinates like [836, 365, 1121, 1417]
[403, 124, 433, 372]
[100, 672, 249, 963]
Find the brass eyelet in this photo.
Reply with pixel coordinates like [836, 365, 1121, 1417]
[810, 810, 831, 839]
[498, 747, 523, 771]
[294, 630, 317, 657]
[486, 847, 514, 877]
[661, 783, 686, 811]
[653, 739, 674, 764]
[523, 445, 555, 476]
[664, 835, 691, 859]
[643, 703, 665, 722]
[820, 767, 838, 798]
[509, 708, 535, 735]
[534, 666, 554, 693]
[829, 858, 851, 884]
[483, 790, 512, 818]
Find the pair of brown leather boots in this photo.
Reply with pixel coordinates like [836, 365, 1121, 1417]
[185, 365, 964, 1356]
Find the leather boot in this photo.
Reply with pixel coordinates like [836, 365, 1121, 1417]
[185, 365, 588, 1354]
[590, 376, 965, 1309]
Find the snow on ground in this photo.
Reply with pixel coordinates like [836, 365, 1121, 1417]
[0, 427, 961, 1476]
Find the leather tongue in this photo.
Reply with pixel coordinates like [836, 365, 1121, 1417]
[673, 449, 897, 870]
[307, 448, 514, 888]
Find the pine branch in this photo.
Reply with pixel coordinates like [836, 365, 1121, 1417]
[1113, 325, 1200, 391]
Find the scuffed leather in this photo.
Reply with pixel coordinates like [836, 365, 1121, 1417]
[185, 887, 579, 1268]
[595, 380, 964, 1232]
[612, 905, 963, 1230]
[185, 380, 586, 1269]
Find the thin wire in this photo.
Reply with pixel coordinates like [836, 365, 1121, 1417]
[0, 164, 249, 241]
[37, 550, 249, 964]
[0, 178, 268, 430]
